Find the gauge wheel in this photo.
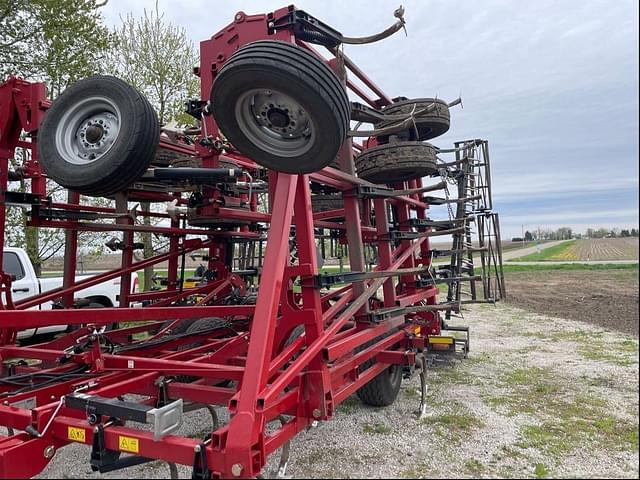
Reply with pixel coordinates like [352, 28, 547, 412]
[211, 40, 349, 174]
[38, 75, 159, 197]
[376, 97, 450, 143]
[355, 141, 439, 184]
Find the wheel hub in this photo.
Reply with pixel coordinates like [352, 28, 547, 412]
[55, 96, 121, 165]
[235, 89, 316, 157]
[85, 124, 104, 144]
[267, 108, 290, 128]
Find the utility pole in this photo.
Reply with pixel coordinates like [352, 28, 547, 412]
[521, 224, 525, 247]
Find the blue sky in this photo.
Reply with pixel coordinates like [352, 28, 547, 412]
[102, 0, 639, 238]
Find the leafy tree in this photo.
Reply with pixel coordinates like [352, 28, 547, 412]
[594, 228, 609, 238]
[2, 0, 111, 274]
[107, 2, 199, 290]
[108, 1, 198, 125]
[1, 0, 111, 95]
[555, 227, 572, 240]
[0, 1, 41, 77]
[524, 230, 534, 242]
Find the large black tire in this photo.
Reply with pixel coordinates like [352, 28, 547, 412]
[67, 302, 117, 333]
[151, 148, 201, 168]
[355, 141, 439, 184]
[162, 318, 196, 335]
[311, 194, 343, 213]
[185, 317, 229, 337]
[357, 365, 403, 407]
[176, 317, 230, 383]
[356, 337, 403, 407]
[376, 98, 450, 143]
[38, 75, 159, 197]
[211, 40, 349, 174]
[187, 210, 251, 228]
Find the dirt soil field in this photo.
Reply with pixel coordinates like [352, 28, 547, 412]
[569, 238, 639, 261]
[36, 304, 639, 479]
[505, 268, 639, 336]
[529, 238, 639, 262]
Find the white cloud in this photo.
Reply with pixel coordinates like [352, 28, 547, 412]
[99, 0, 639, 239]
[492, 173, 639, 200]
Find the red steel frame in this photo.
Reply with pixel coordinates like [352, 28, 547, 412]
[0, 6, 443, 478]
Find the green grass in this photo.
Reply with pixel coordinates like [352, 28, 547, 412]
[362, 422, 392, 434]
[464, 459, 485, 476]
[534, 463, 550, 478]
[42, 259, 636, 284]
[403, 387, 420, 399]
[508, 240, 576, 262]
[485, 365, 639, 457]
[422, 404, 485, 442]
[577, 345, 636, 366]
[502, 262, 638, 272]
[429, 365, 477, 386]
[519, 409, 638, 457]
[336, 395, 361, 415]
[525, 329, 638, 366]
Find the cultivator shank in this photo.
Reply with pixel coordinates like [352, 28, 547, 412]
[0, 6, 504, 478]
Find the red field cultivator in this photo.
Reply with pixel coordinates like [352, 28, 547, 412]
[0, 6, 504, 478]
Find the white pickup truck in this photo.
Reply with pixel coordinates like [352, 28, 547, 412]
[2, 247, 138, 340]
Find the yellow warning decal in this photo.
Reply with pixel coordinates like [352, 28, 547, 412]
[118, 435, 139, 453]
[68, 426, 86, 443]
[428, 336, 454, 345]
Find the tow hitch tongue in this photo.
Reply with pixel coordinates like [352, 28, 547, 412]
[65, 393, 183, 440]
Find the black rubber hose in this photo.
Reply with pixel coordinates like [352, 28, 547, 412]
[297, 28, 339, 48]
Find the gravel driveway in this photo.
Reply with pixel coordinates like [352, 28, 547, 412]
[38, 304, 639, 479]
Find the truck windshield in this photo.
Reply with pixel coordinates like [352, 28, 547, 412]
[2, 252, 26, 280]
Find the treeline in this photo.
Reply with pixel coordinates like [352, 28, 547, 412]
[2, 0, 197, 286]
[512, 227, 639, 242]
[583, 228, 639, 239]
[513, 227, 574, 242]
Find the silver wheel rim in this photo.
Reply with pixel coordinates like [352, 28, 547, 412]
[55, 96, 121, 165]
[234, 89, 315, 157]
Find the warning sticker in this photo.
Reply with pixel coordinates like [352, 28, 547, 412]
[118, 435, 139, 453]
[68, 427, 86, 443]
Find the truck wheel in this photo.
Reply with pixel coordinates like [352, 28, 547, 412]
[355, 141, 439, 184]
[162, 318, 196, 335]
[356, 337, 403, 407]
[68, 302, 117, 332]
[211, 40, 349, 173]
[38, 75, 159, 197]
[311, 194, 343, 213]
[176, 317, 230, 383]
[185, 317, 228, 336]
[376, 97, 450, 143]
[357, 364, 403, 407]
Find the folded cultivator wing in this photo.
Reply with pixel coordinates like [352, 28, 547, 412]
[0, 6, 504, 478]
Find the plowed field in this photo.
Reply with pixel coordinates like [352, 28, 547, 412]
[568, 238, 639, 261]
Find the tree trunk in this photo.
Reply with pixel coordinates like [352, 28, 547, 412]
[25, 222, 41, 276]
[141, 202, 154, 291]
